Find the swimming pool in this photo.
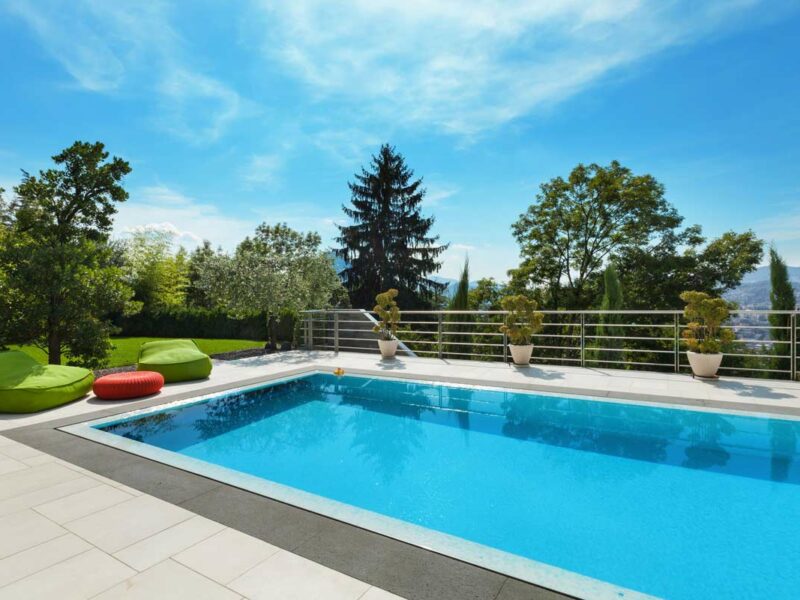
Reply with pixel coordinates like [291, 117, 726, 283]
[67, 372, 800, 599]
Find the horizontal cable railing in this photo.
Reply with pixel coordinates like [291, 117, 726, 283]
[301, 309, 799, 380]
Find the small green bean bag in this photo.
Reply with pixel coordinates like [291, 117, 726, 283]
[136, 339, 212, 383]
[0, 351, 94, 413]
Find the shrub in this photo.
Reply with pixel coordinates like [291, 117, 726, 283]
[116, 307, 294, 342]
[500, 295, 544, 345]
[679, 291, 734, 354]
[373, 289, 401, 340]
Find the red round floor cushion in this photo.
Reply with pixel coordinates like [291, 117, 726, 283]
[93, 371, 165, 400]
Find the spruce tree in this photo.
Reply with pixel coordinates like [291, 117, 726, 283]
[335, 144, 448, 309]
[768, 246, 796, 375]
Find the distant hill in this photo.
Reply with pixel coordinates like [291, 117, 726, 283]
[724, 266, 800, 309]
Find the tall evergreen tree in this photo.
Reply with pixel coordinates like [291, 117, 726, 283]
[768, 246, 796, 375]
[596, 264, 624, 365]
[335, 144, 448, 309]
[447, 259, 472, 357]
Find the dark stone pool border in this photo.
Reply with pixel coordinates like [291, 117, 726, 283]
[3, 373, 573, 600]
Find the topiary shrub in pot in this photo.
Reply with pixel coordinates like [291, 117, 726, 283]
[499, 295, 545, 366]
[680, 291, 734, 378]
[373, 289, 401, 359]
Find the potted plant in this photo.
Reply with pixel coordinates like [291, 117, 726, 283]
[680, 291, 734, 378]
[500, 295, 545, 366]
[373, 289, 401, 359]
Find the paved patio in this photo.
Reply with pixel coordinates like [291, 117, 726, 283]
[2, 350, 800, 599]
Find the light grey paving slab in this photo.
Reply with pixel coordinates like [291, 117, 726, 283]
[0, 475, 103, 517]
[0, 456, 28, 476]
[64, 495, 193, 553]
[173, 527, 281, 585]
[113, 515, 225, 572]
[0, 509, 66, 559]
[93, 559, 240, 600]
[35, 483, 135, 524]
[0, 533, 91, 587]
[229, 549, 371, 600]
[0, 462, 84, 501]
[0, 548, 135, 599]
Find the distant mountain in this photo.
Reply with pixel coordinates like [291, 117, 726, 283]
[724, 266, 800, 309]
[431, 276, 479, 297]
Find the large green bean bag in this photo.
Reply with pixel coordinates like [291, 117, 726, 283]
[0, 351, 94, 413]
[136, 339, 212, 383]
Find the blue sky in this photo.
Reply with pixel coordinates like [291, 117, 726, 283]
[1, 1, 799, 280]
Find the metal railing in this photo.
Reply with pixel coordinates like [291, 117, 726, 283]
[301, 309, 800, 380]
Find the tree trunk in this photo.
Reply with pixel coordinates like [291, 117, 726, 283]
[267, 314, 278, 350]
[48, 328, 61, 365]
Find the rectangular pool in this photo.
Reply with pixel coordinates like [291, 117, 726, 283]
[67, 372, 800, 599]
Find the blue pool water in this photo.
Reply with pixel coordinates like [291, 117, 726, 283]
[98, 374, 800, 599]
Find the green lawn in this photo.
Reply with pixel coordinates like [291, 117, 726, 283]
[12, 337, 264, 368]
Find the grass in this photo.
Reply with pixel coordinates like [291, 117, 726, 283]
[12, 337, 265, 368]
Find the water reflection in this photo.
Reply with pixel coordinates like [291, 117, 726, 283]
[101, 374, 800, 485]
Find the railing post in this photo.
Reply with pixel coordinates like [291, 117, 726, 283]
[503, 331, 508, 364]
[333, 311, 339, 353]
[791, 313, 797, 381]
[674, 312, 680, 373]
[437, 313, 443, 360]
[308, 315, 314, 350]
[580, 313, 586, 368]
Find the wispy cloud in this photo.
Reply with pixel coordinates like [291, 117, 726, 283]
[250, 0, 769, 137]
[425, 185, 458, 206]
[6, 0, 243, 143]
[241, 153, 283, 187]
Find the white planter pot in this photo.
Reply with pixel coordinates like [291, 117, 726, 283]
[509, 344, 533, 366]
[378, 339, 398, 359]
[686, 351, 723, 378]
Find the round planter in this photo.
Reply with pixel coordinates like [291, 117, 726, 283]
[509, 344, 533, 366]
[686, 351, 723, 378]
[378, 339, 399, 359]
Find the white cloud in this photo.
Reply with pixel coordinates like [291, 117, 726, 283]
[250, 0, 768, 136]
[6, 0, 242, 143]
[311, 129, 382, 165]
[114, 185, 256, 250]
[438, 241, 516, 281]
[425, 185, 458, 206]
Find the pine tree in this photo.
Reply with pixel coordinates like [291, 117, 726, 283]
[597, 264, 624, 365]
[335, 144, 448, 309]
[446, 259, 472, 358]
[768, 246, 796, 375]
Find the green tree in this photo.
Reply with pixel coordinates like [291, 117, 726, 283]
[616, 227, 763, 309]
[335, 144, 448, 309]
[446, 259, 472, 358]
[468, 277, 505, 311]
[198, 223, 346, 347]
[768, 246, 796, 375]
[123, 229, 189, 311]
[0, 142, 134, 366]
[595, 264, 625, 365]
[511, 161, 681, 309]
[186, 240, 218, 308]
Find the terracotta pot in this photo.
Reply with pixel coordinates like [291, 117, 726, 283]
[686, 351, 723, 378]
[509, 344, 533, 366]
[378, 339, 399, 359]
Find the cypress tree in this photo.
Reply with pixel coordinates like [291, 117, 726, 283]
[335, 144, 448, 309]
[447, 259, 472, 358]
[597, 264, 624, 364]
[768, 246, 796, 375]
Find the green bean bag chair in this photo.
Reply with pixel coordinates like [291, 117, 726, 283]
[136, 339, 212, 383]
[0, 351, 94, 413]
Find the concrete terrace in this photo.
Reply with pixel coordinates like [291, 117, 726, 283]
[3, 351, 800, 600]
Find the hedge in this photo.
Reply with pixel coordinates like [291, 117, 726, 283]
[116, 308, 295, 342]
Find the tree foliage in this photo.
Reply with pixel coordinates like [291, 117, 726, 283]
[446, 259, 472, 357]
[616, 227, 763, 309]
[123, 229, 189, 311]
[336, 144, 448, 309]
[196, 223, 347, 345]
[511, 161, 680, 309]
[596, 264, 625, 364]
[0, 142, 134, 366]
